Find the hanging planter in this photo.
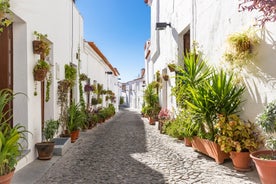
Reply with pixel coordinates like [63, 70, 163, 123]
[33, 59, 50, 81]
[167, 63, 176, 72]
[33, 31, 50, 57]
[33, 68, 48, 81]
[162, 74, 169, 81]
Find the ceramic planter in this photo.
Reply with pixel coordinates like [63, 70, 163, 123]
[0, 170, 15, 184]
[250, 150, 276, 184]
[191, 136, 229, 164]
[230, 151, 251, 171]
[35, 142, 55, 160]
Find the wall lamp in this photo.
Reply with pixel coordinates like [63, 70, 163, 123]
[155, 22, 171, 30]
[105, 71, 113, 75]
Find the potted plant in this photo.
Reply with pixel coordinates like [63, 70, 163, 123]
[33, 31, 50, 57]
[167, 63, 176, 72]
[162, 74, 169, 81]
[35, 119, 59, 160]
[224, 29, 260, 69]
[143, 82, 160, 124]
[33, 59, 50, 81]
[0, 89, 28, 184]
[65, 64, 77, 88]
[158, 108, 171, 133]
[67, 101, 85, 143]
[79, 73, 88, 81]
[250, 100, 276, 184]
[215, 114, 264, 171]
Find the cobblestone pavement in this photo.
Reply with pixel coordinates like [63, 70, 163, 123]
[36, 108, 261, 184]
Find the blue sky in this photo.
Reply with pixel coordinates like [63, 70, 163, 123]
[75, 0, 150, 82]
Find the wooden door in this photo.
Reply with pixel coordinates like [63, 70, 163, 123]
[0, 25, 13, 125]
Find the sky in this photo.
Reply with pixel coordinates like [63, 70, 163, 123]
[75, 0, 150, 83]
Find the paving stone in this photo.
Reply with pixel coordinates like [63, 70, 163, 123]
[35, 108, 261, 184]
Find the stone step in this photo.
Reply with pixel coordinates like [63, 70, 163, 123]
[53, 137, 71, 156]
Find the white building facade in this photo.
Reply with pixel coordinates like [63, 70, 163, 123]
[145, 0, 276, 121]
[124, 69, 145, 111]
[0, 0, 120, 171]
[82, 41, 120, 111]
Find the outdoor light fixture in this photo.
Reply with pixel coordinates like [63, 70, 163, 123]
[155, 22, 171, 30]
[105, 71, 113, 75]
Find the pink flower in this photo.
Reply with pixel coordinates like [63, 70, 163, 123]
[158, 108, 171, 120]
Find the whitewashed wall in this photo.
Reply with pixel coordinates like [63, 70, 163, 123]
[10, 0, 83, 171]
[125, 78, 144, 111]
[147, 0, 276, 121]
[82, 42, 119, 111]
[193, 0, 276, 121]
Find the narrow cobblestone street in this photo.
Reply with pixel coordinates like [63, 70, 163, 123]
[34, 108, 260, 184]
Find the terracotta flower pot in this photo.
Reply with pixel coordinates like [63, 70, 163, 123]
[191, 136, 229, 164]
[184, 137, 192, 147]
[250, 150, 276, 184]
[149, 117, 155, 125]
[0, 170, 15, 184]
[230, 151, 251, 171]
[70, 130, 79, 143]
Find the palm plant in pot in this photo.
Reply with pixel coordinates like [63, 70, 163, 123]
[250, 100, 276, 184]
[0, 89, 28, 184]
[67, 101, 85, 143]
[35, 119, 59, 160]
[143, 82, 160, 125]
[215, 114, 264, 171]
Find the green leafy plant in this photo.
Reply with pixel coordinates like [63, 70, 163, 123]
[45, 72, 52, 102]
[57, 79, 70, 134]
[0, 0, 12, 33]
[256, 100, 276, 159]
[172, 52, 211, 109]
[0, 89, 29, 176]
[143, 82, 160, 118]
[67, 101, 86, 133]
[156, 70, 161, 82]
[33, 59, 50, 71]
[65, 64, 77, 88]
[224, 29, 260, 69]
[215, 114, 264, 153]
[186, 69, 245, 141]
[33, 59, 51, 99]
[43, 119, 59, 142]
[167, 63, 176, 72]
[91, 97, 98, 105]
[33, 31, 50, 57]
[79, 73, 88, 81]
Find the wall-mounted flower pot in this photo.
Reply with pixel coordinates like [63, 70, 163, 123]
[168, 64, 176, 72]
[32, 40, 43, 54]
[33, 68, 48, 81]
[162, 75, 169, 81]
